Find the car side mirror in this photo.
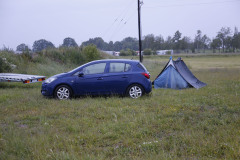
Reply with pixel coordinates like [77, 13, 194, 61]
[78, 72, 84, 77]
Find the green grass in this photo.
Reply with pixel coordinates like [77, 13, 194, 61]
[0, 54, 240, 159]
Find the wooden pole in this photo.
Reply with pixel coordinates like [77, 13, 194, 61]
[138, 0, 143, 62]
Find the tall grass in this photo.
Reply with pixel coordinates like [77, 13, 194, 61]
[0, 54, 240, 159]
[0, 45, 113, 76]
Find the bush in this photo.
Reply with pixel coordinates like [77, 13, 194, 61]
[0, 45, 107, 75]
[82, 45, 101, 62]
[143, 48, 153, 55]
[21, 52, 32, 62]
[119, 49, 134, 56]
[40, 45, 101, 65]
[44, 49, 66, 63]
[0, 58, 12, 73]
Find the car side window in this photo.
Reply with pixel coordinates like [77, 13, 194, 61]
[109, 63, 131, 73]
[83, 63, 106, 75]
[125, 64, 131, 72]
[109, 63, 125, 73]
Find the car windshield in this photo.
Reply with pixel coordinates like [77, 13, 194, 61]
[67, 64, 85, 73]
[67, 61, 95, 73]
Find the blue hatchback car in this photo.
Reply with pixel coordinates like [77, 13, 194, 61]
[41, 59, 152, 99]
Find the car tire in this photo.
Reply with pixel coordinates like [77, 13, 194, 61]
[126, 84, 144, 99]
[54, 85, 72, 100]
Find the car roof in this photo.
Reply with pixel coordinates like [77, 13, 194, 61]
[68, 59, 141, 74]
[91, 59, 140, 63]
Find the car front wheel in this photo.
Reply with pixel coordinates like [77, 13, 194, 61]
[54, 85, 72, 100]
[127, 84, 144, 99]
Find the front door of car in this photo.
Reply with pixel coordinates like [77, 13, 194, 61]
[74, 62, 107, 95]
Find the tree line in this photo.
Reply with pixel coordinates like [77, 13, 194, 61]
[15, 27, 240, 54]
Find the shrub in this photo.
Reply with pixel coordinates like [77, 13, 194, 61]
[44, 49, 66, 63]
[0, 58, 12, 73]
[39, 45, 101, 65]
[21, 52, 32, 62]
[82, 45, 101, 62]
[143, 48, 153, 55]
[119, 49, 132, 56]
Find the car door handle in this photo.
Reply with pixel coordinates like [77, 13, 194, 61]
[122, 76, 128, 78]
[97, 77, 103, 80]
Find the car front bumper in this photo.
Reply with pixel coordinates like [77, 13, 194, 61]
[41, 83, 54, 97]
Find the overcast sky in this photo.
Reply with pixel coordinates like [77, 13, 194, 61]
[1, 0, 240, 50]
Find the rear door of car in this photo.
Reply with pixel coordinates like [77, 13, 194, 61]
[103, 62, 132, 94]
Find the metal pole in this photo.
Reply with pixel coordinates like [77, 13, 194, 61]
[138, 0, 143, 62]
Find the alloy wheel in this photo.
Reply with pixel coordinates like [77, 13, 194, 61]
[56, 87, 70, 100]
[129, 85, 142, 98]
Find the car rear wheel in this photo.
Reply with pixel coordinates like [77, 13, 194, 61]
[127, 84, 144, 99]
[54, 85, 72, 100]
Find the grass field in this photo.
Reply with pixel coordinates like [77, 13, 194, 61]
[0, 54, 240, 159]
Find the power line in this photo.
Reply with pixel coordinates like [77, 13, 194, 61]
[109, 9, 136, 41]
[101, 0, 135, 39]
[144, 0, 240, 8]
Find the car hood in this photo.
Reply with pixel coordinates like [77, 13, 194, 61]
[52, 72, 70, 78]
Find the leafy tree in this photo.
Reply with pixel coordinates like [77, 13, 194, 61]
[16, 44, 32, 61]
[173, 30, 182, 42]
[180, 36, 192, 53]
[232, 27, 240, 52]
[225, 36, 233, 52]
[121, 37, 138, 51]
[82, 37, 108, 50]
[142, 34, 155, 50]
[172, 30, 182, 52]
[201, 35, 211, 53]
[32, 39, 55, 52]
[62, 37, 78, 47]
[113, 41, 123, 51]
[194, 30, 202, 53]
[154, 35, 164, 50]
[163, 36, 173, 50]
[73, 27, 240, 53]
[216, 27, 232, 52]
[211, 38, 221, 53]
[194, 30, 211, 53]
[108, 41, 114, 51]
[16, 43, 30, 52]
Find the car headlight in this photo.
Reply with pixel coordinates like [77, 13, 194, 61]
[44, 77, 57, 84]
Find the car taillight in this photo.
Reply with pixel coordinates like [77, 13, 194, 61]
[141, 72, 150, 79]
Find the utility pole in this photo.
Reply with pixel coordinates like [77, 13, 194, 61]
[138, 0, 143, 62]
